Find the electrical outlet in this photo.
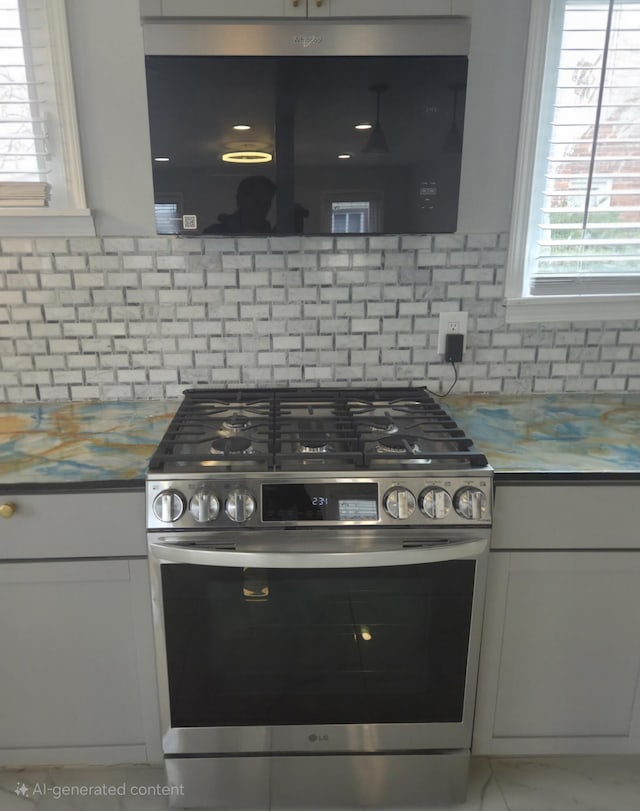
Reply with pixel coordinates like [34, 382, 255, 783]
[437, 311, 468, 355]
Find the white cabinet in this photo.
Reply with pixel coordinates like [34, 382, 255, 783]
[473, 482, 640, 756]
[0, 490, 161, 766]
[0, 491, 147, 560]
[141, 0, 471, 18]
[150, 1, 306, 17]
[308, 0, 472, 16]
[490, 483, 640, 551]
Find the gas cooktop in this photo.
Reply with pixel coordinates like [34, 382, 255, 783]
[147, 386, 488, 474]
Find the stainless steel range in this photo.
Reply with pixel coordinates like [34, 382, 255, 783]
[146, 387, 492, 809]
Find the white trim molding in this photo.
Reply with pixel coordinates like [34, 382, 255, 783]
[505, 294, 640, 324]
[46, 0, 88, 211]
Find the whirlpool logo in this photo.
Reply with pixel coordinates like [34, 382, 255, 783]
[292, 34, 323, 48]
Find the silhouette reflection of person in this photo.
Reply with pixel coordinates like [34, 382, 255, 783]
[293, 202, 309, 234]
[203, 175, 275, 235]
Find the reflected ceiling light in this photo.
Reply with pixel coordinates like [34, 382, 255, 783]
[362, 82, 391, 155]
[337, 153, 352, 159]
[154, 156, 170, 162]
[355, 123, 372, 130]
[233, 124, 252, 131]
[221, 151, 272, 164]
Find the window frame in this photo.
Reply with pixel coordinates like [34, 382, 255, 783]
[0, 0, 93, 237]
[504, 0, 640, 323]
[320, 189, 383, 234]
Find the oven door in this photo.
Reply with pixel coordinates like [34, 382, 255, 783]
[148, 529, 488, 757]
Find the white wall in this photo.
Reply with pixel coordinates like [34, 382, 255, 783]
[66, 0, 156, 235]
[457, 0, 530, 233]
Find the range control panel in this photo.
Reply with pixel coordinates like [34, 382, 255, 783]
[146, 472, 493, 531]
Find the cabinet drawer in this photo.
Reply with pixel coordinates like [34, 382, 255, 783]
[0, 491, 146, 559]
[492, 483, 640, 550]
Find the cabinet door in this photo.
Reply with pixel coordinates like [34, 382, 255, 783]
[147, 0, 471, 17]
[309, 0, 472, 16]
[473, 552, 640, 755]
[0, 560, 160, 766]
[159, 0, 306, 16]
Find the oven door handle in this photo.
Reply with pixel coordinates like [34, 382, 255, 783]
[148, 537, 488, 568]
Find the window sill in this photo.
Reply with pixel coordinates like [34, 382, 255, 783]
[504, 294, 640, 324]
[0, 209, 95, 237]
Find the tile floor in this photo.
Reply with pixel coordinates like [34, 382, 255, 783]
[1, 757, 639, 810]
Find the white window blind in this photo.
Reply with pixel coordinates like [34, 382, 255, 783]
[0, 0, 49, 205]
[0, 0, 92, 233]
[527, 0, 640, 296]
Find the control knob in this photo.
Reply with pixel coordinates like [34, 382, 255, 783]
[454, 487, 487, 520]
[189, 492, 220, 523]
[383, 487, 416, 520]
[419, 486, 452, 519]
[225, 490, 256, 523]
[152, 489, 186, 523]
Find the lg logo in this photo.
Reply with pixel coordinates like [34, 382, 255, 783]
[308, 733, 329, 742]
[292, 35, 323, 48]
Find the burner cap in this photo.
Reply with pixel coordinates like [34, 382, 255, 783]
[222, 414, 252, 433]
[376, 435, 420, 455]
[210, 437, 254, 456]
[298, 432, 332, 454]
[359, 417, 398, 434]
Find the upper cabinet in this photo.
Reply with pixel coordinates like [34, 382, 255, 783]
[308, 0, 472, 16]
[140, 0, 472, 18]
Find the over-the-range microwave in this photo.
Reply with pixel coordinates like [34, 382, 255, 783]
[142, 18, 470, 237]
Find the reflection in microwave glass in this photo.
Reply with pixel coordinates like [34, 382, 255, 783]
[339, 499, 378, 521]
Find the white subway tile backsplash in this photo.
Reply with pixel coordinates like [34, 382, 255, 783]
[7, 272, 38, 288]
[270, 236, 302, 253]
[533, 378, 565, 393]
[601, 346, 631, 361]
[551, 362, 582, 377]
[582, 362, 614, 376]
[596, 377, 627, 391]
[434, 235, 466, 251]
[2, 238, 34, 254]
[614, 361, 640, 375]
[102, 237, 135, 253]
[69, 237, 102, 254]
[0, 232, 637, 400]
[563, 377, 596, 392]
[156, 255, 187, 271]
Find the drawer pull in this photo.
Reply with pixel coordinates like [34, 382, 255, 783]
[315, 0, 323, 5]
[292, 0, 300, 6]
[0, 502, 16, 519]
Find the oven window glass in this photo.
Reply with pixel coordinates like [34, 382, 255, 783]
[161, 560, 474, 727]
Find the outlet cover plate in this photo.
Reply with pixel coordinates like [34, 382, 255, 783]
[437, 311, 468, 355]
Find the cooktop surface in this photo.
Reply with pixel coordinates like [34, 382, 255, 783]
[147, 387, 488, 474]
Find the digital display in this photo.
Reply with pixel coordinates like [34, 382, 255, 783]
[262, 483, 378, 522]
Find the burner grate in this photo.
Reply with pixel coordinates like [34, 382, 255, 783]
[147, 387, 488, 473]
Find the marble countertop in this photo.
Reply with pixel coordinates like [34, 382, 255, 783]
[0, 399, 178, 487]
[0, 393, 639, 488]
[446, 392, 640, 476]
